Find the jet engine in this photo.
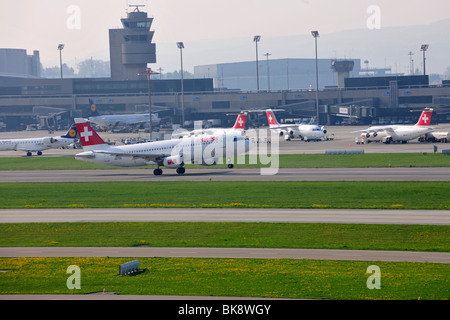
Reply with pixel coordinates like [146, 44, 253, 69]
[163, 155, 184, 168]
[43, 137, 56, 144]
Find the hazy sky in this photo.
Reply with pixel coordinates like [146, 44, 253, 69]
[1, 0, 449, 71]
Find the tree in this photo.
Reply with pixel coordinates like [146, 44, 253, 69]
[77, 59, 110, 78]
[41, 64, 75, 78]
[444, 67, 450, 80]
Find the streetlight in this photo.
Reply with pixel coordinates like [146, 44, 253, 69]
[57, 44, 64, 79]
[311, 31, 320, 125]
[253, 35, 261, 91]
[420, 44, 429, 75]
[138, 68, 159, 138]
[264, 53, 271, 90]
[176, 42, 185, 126]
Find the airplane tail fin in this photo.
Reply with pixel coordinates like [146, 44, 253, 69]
[231, 113, 247, 129]
[415, 108, 433, 126]
[88, 99, 101, 117]
[74, 118, 109, 150]
[265, 109, 280, 127]
[60, 123, 78, 139]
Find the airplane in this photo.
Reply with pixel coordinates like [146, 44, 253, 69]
[265, 109, 327, 141]
[0, 124, 78, 156]
[171, 113, 247, 139]
[87, 99, 160, 129]
[74, 118, 253, 175]
[353, 108, 434, 144]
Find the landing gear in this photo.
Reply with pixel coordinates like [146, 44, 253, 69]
[228, 164, 234, 169]
[176, 167, 185, 175]
[153, 168, 163, 175]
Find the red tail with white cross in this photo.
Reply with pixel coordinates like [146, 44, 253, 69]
[415, 108, 433, 126]
[265, 110, 280, 127]
[231, 113, 247, 129]
[74, 119, 107, 147]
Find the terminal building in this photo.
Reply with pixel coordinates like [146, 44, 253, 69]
[0, 6, 449, 131]
[194, 58, 362, 91]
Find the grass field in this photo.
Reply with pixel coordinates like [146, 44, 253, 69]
[1, 153, 448, 300]
[0, 181, 448, 209]
[1, 257, 448, 299]
[0, 152, 449, 170]
[1, 222, 448, 252]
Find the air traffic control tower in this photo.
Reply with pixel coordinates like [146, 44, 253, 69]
[109, 5, 156, 80]
[331, 60, 354, 88]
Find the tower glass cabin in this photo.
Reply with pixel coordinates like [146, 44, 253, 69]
[109, 7, 156, 80]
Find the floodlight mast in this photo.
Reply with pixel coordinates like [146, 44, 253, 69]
[57, 44, 64, 79]
[138, 67, 160, 138]
[253, 35, 261, 91]
[311, 31, 320, 125]
[421, 44, 429, 75]
[177, 42, 185, 126]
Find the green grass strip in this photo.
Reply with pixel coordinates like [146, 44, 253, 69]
[1, 222, 448, 252]
[0, 181, 448, 210]
[0, 153, 448, 170]
[1, 257, 448, 299]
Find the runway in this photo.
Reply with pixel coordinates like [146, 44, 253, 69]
[1, 207, 449, 264]
[1, 167, 450, 182]
[1, 208, 449, 225]
[1, 247, 448, 263]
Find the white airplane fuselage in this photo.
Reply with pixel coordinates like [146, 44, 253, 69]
[75, 134, 251, 167]
[88, 113, 160, 128]
[362, 125, 433, 143]
[0, 136, 75, 154]
[271, 124, 326, 141]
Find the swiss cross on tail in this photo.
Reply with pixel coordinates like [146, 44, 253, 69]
[266, 110, 279, 126]
[74, 119, 106, 146]
[415, 108, 433, 126]
[232, 114, 247, 129]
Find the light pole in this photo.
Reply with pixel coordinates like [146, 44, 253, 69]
[408, 51, 414, 75]
[177, 42, 185, 126]
[421, 44, 429, 75]
[311, 31, 320, 125]
[264, 53, 271, 91]
[57, 44, 64, 79]
[138, 68, 159, 139]
[253, 35, 261, 91]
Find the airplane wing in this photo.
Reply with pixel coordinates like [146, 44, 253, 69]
[351, 127, 391, 134]
[91, 149, 169, 162]
[269, 124, 297, 131]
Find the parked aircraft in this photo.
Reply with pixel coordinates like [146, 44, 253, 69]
[171, 113, 247, 139]
[74, 118, 252, 175]
[265, 109, 327, 141]
[0, 124, 78, 156]
[354, 108, 434, 144]
[87, 99, 160, 129]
